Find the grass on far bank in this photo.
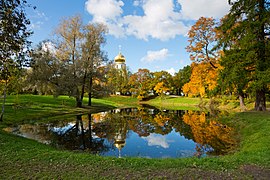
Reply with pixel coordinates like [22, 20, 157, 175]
[0, 94, 269, 179]
[144, 96, 202, 110]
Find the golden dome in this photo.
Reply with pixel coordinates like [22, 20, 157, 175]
[114, 140, 126, 150]
[114, 53, 126, 63]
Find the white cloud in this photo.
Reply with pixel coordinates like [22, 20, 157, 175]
[178, 0, 230, 20]
[141, 48, 169, 62]
[85, 0, 189, 41]
[123, 0, 189, 41]
[85, 0, 124, 21]
[167, 68, 176, 76]
[85, 0, 230, 41]
[85, 0, 125, 37]
[143, 134, 169, 148]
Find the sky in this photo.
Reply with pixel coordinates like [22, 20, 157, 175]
[26, 0, 230, 75]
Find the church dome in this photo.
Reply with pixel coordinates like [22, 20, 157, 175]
[115, 140, 126, 150]
[114, 53, 126, 63]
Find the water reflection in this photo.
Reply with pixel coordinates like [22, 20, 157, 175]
[8, 108, 236, 158]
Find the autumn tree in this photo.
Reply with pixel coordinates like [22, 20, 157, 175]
[184, 17, 221, 98]
[183, 62, 220, 97]
[218, 0, 270, 111]
[128, 69, 153, 100]
[152, 71, 173, 94]
[106, 60, 130, 96]
[186, 17, 220, 67]
[154, 82, 169, 98]
[0, 0, 32, 121]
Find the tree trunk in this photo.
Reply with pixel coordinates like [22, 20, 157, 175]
[76, 88, 82, 108]
[88, 74, 93, 106]
[255, 89, 266, 111]
[80, 71, 87, 105]
[76, 97, 82, 108]
[239, 93, 247, 111]
[254, 1, 266, 112]
[0, 82, 7, 122]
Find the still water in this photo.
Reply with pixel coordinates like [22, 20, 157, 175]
[8, 107, 236, 158]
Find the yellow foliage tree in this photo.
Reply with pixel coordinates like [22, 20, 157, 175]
[154, 82, 169, 97]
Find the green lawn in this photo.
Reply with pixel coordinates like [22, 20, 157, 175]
[0, 95, 269, 179]
[145, 96, 202, 110]
[1, 94, 124, 126]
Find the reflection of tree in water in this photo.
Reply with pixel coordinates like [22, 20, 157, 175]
[93, 108, 236, 157]
[182, 111, 236, 156]
[13, 107, 236, 157]
[49, 114, 112, 154]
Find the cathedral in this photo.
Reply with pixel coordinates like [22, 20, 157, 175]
[113, 47, 128, 95]
[114, 51, 126, 70]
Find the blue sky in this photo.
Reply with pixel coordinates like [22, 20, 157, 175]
[26, 0, 230, 74]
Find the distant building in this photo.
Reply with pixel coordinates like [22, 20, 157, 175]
[114, 52, 126, 70]
[114, 47, 128, 95]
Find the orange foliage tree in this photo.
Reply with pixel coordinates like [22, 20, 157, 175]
[183, 17, 222, 97]
[183, 62, 221, 97]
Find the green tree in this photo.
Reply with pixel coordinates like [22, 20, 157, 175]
[173, 65, 191, 95]
[218, 0, 270, 111]
[0, 0, 32, 121]
[27, 41, 64, 95]
[106, 61, 130, 96]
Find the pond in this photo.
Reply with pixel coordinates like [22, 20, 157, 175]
[7, 107, 236, 158]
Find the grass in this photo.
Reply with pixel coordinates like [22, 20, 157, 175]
[143, 96, 202, 110]
[102, 95, 139, 107]
[0, 94, 119, 126]
[0, 95, 270, 179]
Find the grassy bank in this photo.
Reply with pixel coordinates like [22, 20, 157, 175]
[0, 95, 269, 179]
[144, 96, 202, 110]
[0, 95, 139, 126]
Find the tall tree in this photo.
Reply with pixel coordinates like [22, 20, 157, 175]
[218, 0, 270, 111]
[54, 15, 83, 107]
[0, 0, 32, 121]
[185, 17, 221, 98]
[30, 16, 108, 107]
[186, 17, 220, 68]
[81, 23, 107, 106]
